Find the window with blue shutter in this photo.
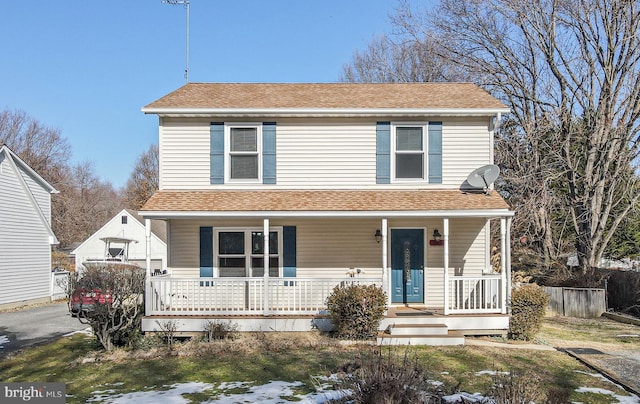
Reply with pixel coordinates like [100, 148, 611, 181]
[283, 226, 296, 286]
[210, 123, 224, 184]
[262, 122, 276, 184]
[200, 227, 214, 285]
[376, 122, 390, 184]
[428, 122, 442, 184]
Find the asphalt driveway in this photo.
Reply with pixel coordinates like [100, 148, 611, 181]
[0, 302, 90, 355]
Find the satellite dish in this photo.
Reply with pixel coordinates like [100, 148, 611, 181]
[466, 164, 500, 194]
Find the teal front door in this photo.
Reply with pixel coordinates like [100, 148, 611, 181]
[391, 229, 424, 303]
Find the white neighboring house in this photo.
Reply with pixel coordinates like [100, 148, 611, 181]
[0, 145, 59, 309]
[72, 209, 167, 274]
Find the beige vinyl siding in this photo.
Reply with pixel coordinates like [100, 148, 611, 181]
[0, 160, 52, 305]
[442, 118, 493, 187]
[449, 218, 488, 276]
[158, 117, 494, 190]
[168, 218, 383, 278]
[276, 121, 376, 187]
[159, 118, 212, 189]
[295, 219, 381, 277]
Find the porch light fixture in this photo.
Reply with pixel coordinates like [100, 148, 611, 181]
[430, 229, 444, 246]
[374, 229, 383, 243]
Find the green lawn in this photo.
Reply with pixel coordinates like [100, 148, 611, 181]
[0, 318, 638, 403]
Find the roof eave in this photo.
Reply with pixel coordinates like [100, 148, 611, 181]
[140, 209, 514, 219]
[141, 107, 511, 118]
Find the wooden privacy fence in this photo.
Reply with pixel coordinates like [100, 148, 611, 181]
[543, 286, 606, 318]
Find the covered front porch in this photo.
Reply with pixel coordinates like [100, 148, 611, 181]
[140, 189, 514, 337]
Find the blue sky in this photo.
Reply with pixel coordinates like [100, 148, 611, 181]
[0, 0, 424, 188]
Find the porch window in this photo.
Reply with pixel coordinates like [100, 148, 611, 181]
[393, 125, 425, 180]
[226, 124, 262, 181]
[218, 232, 246, 277]
[216, 229, 281, 277]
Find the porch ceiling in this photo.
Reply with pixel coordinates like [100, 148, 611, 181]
[140, 189, 513, 219]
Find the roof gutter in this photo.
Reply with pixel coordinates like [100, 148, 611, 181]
[140, 209, 515, 219]
[141, 107, 512, 118]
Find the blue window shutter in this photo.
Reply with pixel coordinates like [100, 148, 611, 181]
[376, 122, 391, 184]
[262, 122, 276, 184]
[199, 227, 213, 278]
[428, 122, 442, 184]
[283, 226, 296, 285]
[210, 122, 224, 184]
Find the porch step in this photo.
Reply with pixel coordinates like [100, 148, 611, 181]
[387, 323, 449, 336]
[377, 323, 465, 346]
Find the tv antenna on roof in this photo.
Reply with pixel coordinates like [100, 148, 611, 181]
[162, 0, 190, 83]
[466, 164, 500, 195]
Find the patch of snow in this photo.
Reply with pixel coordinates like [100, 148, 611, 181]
[574, 371, 640, 404]
[443, 392, 491, 403]
[575, 387, 640, 404]
[64, 327, 93, 337]
[475, 370, 509, 376]
[0, 335, 10, 348]
[87, 382, 214, 403]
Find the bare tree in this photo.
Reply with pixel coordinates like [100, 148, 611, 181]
[53, 162, 124, 248]
[0, 108, 124, 248]
[0, 109, 71, 186]
[124, 144, 159, 210]
[388, 0, 640, 274]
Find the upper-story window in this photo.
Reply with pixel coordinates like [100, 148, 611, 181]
[226, 124, 262, 182]
[393, 124, 427, 181]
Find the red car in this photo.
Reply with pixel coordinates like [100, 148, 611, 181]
[69, 288, 113, 316]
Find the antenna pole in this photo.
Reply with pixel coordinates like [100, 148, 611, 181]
[162, 0, 190, 83]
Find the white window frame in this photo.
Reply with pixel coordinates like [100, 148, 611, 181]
[391, 122, 429, 182]
[214, 227, 283, 277]
[224, 123, 263, 183]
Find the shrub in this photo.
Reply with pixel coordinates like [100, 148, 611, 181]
[325, 283, 387, 340]
[329, 348, 441, 403]
[202, 319, 238, 342]
[509, 283, 549, 340]
[68, 263, 145, 351]
[607, 270, 640, 317]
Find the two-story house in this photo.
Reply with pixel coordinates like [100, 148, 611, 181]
[139, 83, 514, 345]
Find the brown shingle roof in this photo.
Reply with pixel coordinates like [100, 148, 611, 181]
[141, 190, 510, 214]
[143, 83, 508, 111]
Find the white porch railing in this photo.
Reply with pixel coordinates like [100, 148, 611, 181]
[447, 275, 503, 314]
[146, 275, 505, 316]
[145, 277, 381, 316]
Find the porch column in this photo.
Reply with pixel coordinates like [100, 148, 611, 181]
[381, 218, 389, 306]
[506, 216, 512, 313]
[263, 218, 270, 316]
[145, 218, 151, 278]
[443, 218, 450, 315]
[500, 217, 507, 314]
